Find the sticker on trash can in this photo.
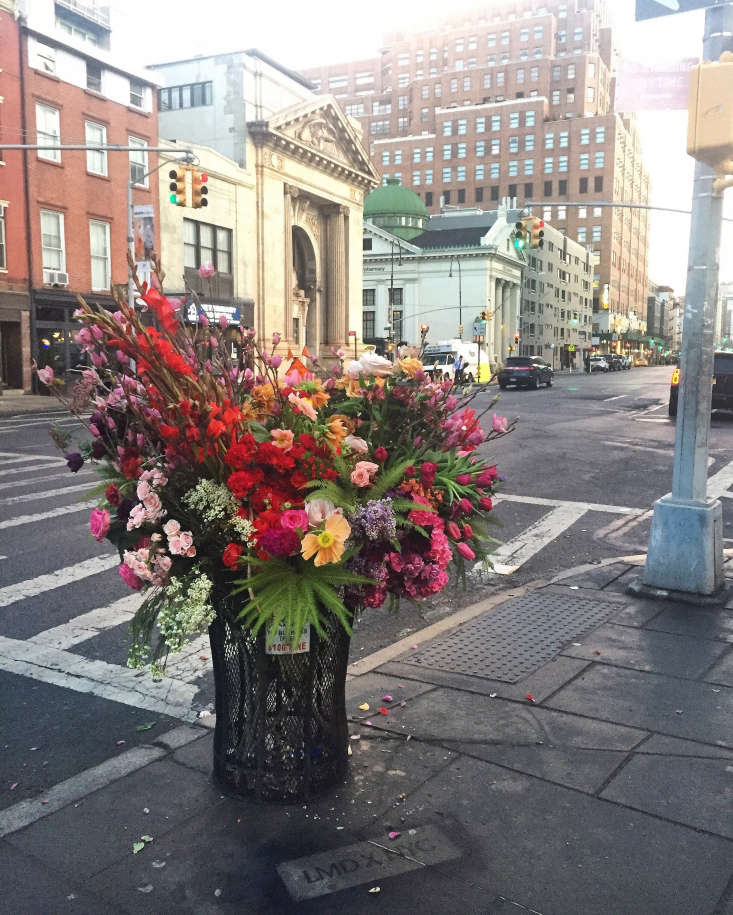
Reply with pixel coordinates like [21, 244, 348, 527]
[266, 623, 310, 654]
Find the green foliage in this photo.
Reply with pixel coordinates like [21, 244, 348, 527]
[233, 557, 372, 649]
[368, 458, 415, 500]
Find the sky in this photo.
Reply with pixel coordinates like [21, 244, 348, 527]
[113, 0, 733, 295]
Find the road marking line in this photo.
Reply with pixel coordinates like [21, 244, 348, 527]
[0, 724, 210, 839]
[0, 418, 84, 432]
[601, 440, 667, 454]
[707, 458, 733, 499]
[0, 453, 61, 466]
[0, 482, 93, 505]
[29, 593, 143, 650]
[486, 503, 588, 574]
[0, 635, 198, 722]
[0, 470, 93, 492]
[0, 553, 119, 607]
[603, 394, 628, 402]
[0, 499, 97, 530]
[164, 633, 212, 682]
[0, 462, 74, 478]
[495, 492, 636, 515]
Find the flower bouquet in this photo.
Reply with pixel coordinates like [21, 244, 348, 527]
[38, 258, 512, 800]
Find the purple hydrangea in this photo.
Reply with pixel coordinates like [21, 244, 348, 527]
[349, 498, 397, 542]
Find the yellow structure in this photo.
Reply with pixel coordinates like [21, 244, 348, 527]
[158, 95, 379, 357]
[687, 51, 733, 172]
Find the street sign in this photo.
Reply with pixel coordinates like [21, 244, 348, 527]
[472, 320, 487, 342]
[636, 0, 716, 21]
[615, 57, 697, 110]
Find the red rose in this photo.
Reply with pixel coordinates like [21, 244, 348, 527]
[222, 543, 244, 568]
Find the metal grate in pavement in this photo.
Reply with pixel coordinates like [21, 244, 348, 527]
[404, 591, 621, 683]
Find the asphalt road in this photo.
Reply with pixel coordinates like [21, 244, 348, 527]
[2, 365, 733, 810]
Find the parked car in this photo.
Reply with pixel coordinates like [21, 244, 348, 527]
[588, 355, 609, 373]
[669, 351, 733, 417]
[606, 354, 626, 371]
[498, 356, 553, 389]
[621, 355, 633, 369]
[634, 356, 649, 367]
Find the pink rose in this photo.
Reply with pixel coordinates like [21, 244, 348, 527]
[350, 461, 379, 488]
[136, 480, 151, 501]
[118, 563, 143, 590]
[89, 508, 110, 542]
[178, 531, 194, 553]
[344, 435, 368, 454]
[288, 392, 317, 421]
[281, 509, 309, 532]
[163, 519, 181, 537]
[142, 492, 162, 515]
[306, 498, 339, 527]
[271, 428, 294, 451]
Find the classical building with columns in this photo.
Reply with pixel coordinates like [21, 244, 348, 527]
[363, 189, 524, 364]
[153, 52, 379, 358]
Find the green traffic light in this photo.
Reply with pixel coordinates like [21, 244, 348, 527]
[514, 238, 525, 250]
[170, 193, 177, 204]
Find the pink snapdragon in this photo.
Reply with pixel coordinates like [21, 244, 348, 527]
[36, 366, 54, 386]
[492, 413, 509, 434]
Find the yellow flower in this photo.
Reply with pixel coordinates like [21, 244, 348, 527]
[301, 513, 351, 566]
[398, 357, 424, 378]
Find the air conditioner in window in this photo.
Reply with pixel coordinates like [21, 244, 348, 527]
[43, 270, 69, 286]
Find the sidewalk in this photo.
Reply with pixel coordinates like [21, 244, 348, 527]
[0, 389, 60, 416]
[1, 557, 731, 914]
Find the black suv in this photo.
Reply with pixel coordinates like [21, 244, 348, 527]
[498, 356, 553, 389]
[669, 351, 733, 417]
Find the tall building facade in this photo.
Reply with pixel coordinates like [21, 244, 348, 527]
[1, 0, 160, 386]
[301, 0, 650, 357]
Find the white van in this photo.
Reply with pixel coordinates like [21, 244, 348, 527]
[424, 340, 482, 383]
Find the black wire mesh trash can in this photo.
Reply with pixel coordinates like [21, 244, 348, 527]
[208, 611, 351, 802]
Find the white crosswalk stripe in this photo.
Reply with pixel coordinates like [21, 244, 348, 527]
[0, 482, 94, 505]
[0, 553, 119, 607]
[0, 499, 98, 530]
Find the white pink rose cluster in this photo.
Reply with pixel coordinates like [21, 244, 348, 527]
[163, 519, 196, 557]
[126, 479, 167, 531]
[122, 545, 172, 587]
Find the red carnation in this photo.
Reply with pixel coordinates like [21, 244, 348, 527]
[374, 446, 388, 462]
[222, 542, 243, 568]
[227, 468, 264, 499]
[105, 484, 121, 506]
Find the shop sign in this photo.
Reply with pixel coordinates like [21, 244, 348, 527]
[266, 623, 310, 655]
[187, 303, 241, 326]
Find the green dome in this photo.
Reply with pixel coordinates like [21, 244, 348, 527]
[364, 178, 429, 240]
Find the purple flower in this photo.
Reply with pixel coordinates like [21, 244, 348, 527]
[65, 452, 84, 473]
[349, 499, 397, 542]
[91, 439, 107, 459]
[116, 498, 134, 523]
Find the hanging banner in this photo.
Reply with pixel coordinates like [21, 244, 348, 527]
[132, 204, 155, 282]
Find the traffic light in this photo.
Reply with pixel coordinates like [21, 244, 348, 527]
[479, 310, 487, 321]
[513, 220, 528, 252]
[514, 332, 520, 344]
[169, 166, 187, 206]
[530, 217, 545, 249]
[687, 51, 733, 170]
[191, 169, 209, 209]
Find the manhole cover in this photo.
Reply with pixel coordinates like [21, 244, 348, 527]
[404, 591, 621, 683]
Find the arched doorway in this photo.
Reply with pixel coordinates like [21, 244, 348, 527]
[292, 226, 318, 352]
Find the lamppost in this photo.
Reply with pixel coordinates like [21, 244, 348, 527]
[388, 240, 403, 356]
[448, 255, 462, 338]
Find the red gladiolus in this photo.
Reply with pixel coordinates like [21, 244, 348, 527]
[207, 418, 226, 439]
[160, 424, 180, 441]
[446, 521, 462, 540]
[457, 473, 472, 485]
[462, 523, 474, 539]
[222, 542, 244, 568]
[456, 542, 475, 561]
[458, 497, 473, 514]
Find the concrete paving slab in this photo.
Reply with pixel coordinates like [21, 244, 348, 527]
[546, 665, 733, 748]
[639, 734, 733, 758]
[0, 840, 112, 914]
[702, 649, 733, 688]
[444, 742, 628, 794]
[346, 673, 436, 719]
[607, 601, 667, 628]
[547, 562, 634, 590]
[171, 731, 214, 775]
[561, 623, 730, 678]
[644, 605, 733, 642]
[379, 653, 591, 704]
[383, 755, 733, 915]
[0, 670, 181, 812]
[601, 754, 733, 838]
[360, 686, 647, 750]
[5, 758, 223, 879]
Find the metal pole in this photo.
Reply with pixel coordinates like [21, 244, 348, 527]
[458, 259, 462, 338]
[389, 242, 394, 352]
[643, 1, 733, 596]
[127, 179, 136, 308]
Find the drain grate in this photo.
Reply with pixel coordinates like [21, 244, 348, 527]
[404, 591, 621, 683]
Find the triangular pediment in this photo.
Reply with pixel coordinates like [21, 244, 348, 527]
[263, 95, 380, 187]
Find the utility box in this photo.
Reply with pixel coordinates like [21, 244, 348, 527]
[687, 51, 733, 170]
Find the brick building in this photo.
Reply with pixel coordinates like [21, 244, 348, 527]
[5, 0, 159, 386]
[0, 0, 32, 390]
[301, 0, 650, 356]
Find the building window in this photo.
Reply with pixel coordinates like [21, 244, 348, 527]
[594, 175, 604, 192]
[595, 126, 605, 143]
[508, 160, 518, 176]
[530, 66, 539, 82]
[463, 76, 471, 90]
[86, 61, 102, 92]
[574, 27, 583, 41]
[398, 95, 408, 109]
[40, 210, 65, 273]
[457, 143, 467, 159]
[488, 33, 496, 46]
[534, 25, 544, 39]
[457, 165, 466, 180]
[394, 149, 402, 165]
[128, 137, 148, 186]
[491, 115, 501, 131]
[524, 159, 534, 175]
[558, 155, 568, 172]
[457, 188, 466, 203]
[183, 219, 232, 274]
[425, 191, 433, 206]
[413, 148, 421, 163]
[476, 116, 486, 132]
[592, 225, 601, 242]
[579, 153, 589, 170]
[544, 157, 553, 173]
[500, 30, 509, 44]
[0, 205, 6, 270]
[442, 167, 452, 182]
[382, 151, 390, 166]
[551, 89, 560, 104]
[577, 227, 587, 242]
[490, 162, 499, 178]
[524, 182, 533, 198]
[520, 28, 529, 42]
[543, 205, 552, 221]
[557, 205, 567, 220]
[89, 220, 111, 291]
[476, 140, 485, 156]
[476, 186, 484, 202]
[363, 288, 376, 308]
[490, 185, 499, 201]
[544, 180, 552, 196]
[398, 74, 409, 88]
[434, 83, 442, 97]
[35, 42, 56, 73]
[552, 65, 561, 81]
[457, 119, 467, 135]
[517, 68, 525, 84]
[443, 121, 453, 136]
[159, 81, 213, 111]
[497, 71, 505, 87]
[83, 121, 107, 176]
[559, 179, 568, 194]
[363, 310, 375, 339]
[393, 309, 403, 341]
[580, 128, 590, 145]
[509, 112, 519, 128]
[509, 136, 519, 153]
[594, 151, 605, 168]
[491, 138, 500, 155]
[475, 163, 485, 180]
[129, 81, 145, 108]
[508, 183, 517, 198]
[443, 144, 452, 160]
[425, 146, 434, 161]
[421, 107, 430, 122]
[567, 89, 575, 103]
[525, 110, 536, 127]
[450, 78, 458, 92]
[36, 104, 61, 162]
[545, 132, 554, 149]
[425, 169, 433, 184]
[579, 176, 589, 193]
[398, 117, 408, 132]
[413, 170, 421, 185]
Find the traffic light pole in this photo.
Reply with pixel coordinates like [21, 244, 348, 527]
[642, 2, 733, 596]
